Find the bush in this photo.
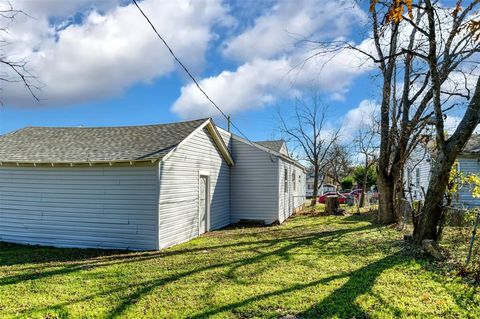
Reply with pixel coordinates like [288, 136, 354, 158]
[340, 176, 354, 190]
[353, 166, 377, 188]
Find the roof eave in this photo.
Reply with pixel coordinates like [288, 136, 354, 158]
[205, 120, 234, 166]
[0, 158, 160, 167]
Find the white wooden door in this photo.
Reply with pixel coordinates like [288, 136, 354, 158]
[199, 175, 209, 234]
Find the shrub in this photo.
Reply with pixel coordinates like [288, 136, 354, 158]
[340, 176, 354, 190]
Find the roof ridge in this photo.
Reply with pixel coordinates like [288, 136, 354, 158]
[23, 118, 210, 130]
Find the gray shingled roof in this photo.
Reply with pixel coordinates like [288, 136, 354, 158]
[463, 134, 480, 153]
[255, 140, 286, 153]
[0, 118, 208, 163]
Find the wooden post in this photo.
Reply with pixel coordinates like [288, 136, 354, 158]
[325, 196, 339, 215]
[466, 210, 480, 265]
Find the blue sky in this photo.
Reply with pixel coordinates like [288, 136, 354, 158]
[0, 0, 379, 141]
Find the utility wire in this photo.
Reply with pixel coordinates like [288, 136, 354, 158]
[132, 0, 253, 143]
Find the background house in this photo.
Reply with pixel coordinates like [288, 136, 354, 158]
[404, 135, 480, 207]
[305, 171, 336, 197]
[0, 118, 305, 250]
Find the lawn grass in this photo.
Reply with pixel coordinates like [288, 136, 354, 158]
[0, 213, 478, 319]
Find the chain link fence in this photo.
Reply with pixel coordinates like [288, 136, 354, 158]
[347, 192, 379, 212]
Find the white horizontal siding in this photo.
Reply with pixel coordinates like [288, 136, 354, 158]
[0, 165, 159, 250]
[404, 146, 431, 200]
[278, 160, 305, 223]
[405, 149, 480, 207]
[230, 138, 279, 224]
[158, 127, 230, 249]
[456, 157, 480, 208]
[279, 160, 288, 222]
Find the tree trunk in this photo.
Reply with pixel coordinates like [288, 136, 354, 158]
[394, 174, 405, 223]
[325, 196, 339, 215]
[414, 77, 480, 244]
[359, 159, 368, 208]
[377, 171, 395, 224]
[376, 23, 399, 224]
[311, 163, 319, 206]
[413, 153, 452, 243]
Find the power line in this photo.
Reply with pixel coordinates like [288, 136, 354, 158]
[131, 0, 253, 142]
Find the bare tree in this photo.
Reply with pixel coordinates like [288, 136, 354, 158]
[0, 2, 40, 103]
[307, 0, 480, 225]
[353, 112, 379, 207]
[323, 141, 353, 187]
[412, 0, 480, 244]
[278, 95, 340, 205]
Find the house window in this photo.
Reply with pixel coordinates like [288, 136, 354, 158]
[415, 168, 420, 188]
[284, 168, 288, 193]
[292, 171, 296, 191]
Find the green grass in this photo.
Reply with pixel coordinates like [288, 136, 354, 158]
[0, 213, 478, 319]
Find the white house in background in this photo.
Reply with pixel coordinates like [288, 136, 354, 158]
[0, 118, 305, 250]
[305, 172, 336, 197]
[404, 134, 480, 208]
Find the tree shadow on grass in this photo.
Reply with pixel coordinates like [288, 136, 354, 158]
[102, 224, 379, 318]
[0, 220, 380, 286]
[2, 219, 404, 319]
[13, 224, 378, 318]
[33, 250, 407, 319]
[0, 238, 279, 286]
[297, 253, 408, 319]
[187, 253, 408, 319]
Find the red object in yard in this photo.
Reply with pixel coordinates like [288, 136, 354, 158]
[318, 192, 347, 204]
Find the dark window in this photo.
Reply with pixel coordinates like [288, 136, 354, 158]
[292, 171, 296, 191]
[284, 168, 288, 193]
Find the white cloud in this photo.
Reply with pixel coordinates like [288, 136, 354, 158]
[444, 115, 462, 133]
[222, 0, 367, 61]
[172, 0, 372, 119]
[0, 0, 231, 106]
[340, 99, 378, 140]
[441, 114, 480, 135]
[342, 99, 377, 130]
[172, 38, 374, 119]
[172, 58, 294, 118]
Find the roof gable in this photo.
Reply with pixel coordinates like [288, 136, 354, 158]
[255, 140, 288, 155]
[463, 134, 480, 154]
[415, 134, 480, 156]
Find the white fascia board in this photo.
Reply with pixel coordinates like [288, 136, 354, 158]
[161, 119, 234, 166]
